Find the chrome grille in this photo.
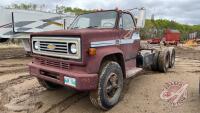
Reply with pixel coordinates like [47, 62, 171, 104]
[39, 41, 68, 53]
[32, 37, 81, 59]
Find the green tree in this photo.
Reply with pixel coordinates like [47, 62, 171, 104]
[141, 19, 200, 41]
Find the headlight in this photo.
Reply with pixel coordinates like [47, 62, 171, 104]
[34, 41, 40, 50]
[69, 43, 77, 54]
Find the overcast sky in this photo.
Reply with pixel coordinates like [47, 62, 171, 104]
[0, 0, 199, 25]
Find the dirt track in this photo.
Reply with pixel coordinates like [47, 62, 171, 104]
[0, 48, 26, 60]
[0, 47, 199, 113]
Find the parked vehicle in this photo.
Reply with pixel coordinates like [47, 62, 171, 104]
[147, 29, 180, 46]
[147, 37, 161, 44]
[29, 9, 175, 110]
[163, 29, 180, 45]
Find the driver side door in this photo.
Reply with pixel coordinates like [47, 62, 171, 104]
[119, 13, 140, 61]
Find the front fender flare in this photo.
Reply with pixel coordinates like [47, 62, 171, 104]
[86, 46, 124, 74]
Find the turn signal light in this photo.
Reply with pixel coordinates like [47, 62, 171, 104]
[89, 48, 96, 56]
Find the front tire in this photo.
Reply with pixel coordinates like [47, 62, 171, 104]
[90, 61, 123, 110]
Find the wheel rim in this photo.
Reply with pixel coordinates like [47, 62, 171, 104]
[106, 73, 119, 98]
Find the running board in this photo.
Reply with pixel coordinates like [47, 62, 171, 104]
[126, 68, 143, 78]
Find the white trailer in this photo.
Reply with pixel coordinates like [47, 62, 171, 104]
[0, 7, 75, 51]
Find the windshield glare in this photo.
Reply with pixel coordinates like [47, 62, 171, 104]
[69, 11, 117, 29]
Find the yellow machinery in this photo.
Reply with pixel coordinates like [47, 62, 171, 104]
[184, 39, 198, 47]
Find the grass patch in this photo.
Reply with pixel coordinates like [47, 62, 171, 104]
[0, 43, 23, 49]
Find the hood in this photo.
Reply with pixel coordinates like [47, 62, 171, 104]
[31, 28, 119, 41]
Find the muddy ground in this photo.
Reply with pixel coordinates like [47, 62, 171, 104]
[0, 48, 26, 60]
[0, 47, 199, 113]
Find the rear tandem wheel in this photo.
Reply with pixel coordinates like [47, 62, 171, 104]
[158, 48, 171, 73]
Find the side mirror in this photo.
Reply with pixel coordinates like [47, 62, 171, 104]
[136, 8, 146, 29]
[119, 24, 123, 29]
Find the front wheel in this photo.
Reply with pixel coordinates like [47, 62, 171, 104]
[90, 61, 123, 110]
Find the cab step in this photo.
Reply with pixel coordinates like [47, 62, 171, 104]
[126, 68, 143, 78]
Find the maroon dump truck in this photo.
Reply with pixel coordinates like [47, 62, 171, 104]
[147, 37, 161, 44]
[147, 29, 180, 45]
[29, 9, 175, 110]
[163, 29, 180, 45]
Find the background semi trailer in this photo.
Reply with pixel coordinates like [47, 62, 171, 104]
[0, 6, 75, 51]
[163, 29, 180, 45]
[28, 8, 176, 110]
[147, 29, 180, 45]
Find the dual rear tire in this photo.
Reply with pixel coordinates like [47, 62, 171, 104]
[151, 47, 175, 73]
[158, 48, 170, 72]
[168, 47, 176, 68]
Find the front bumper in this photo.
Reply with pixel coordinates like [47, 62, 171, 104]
[29, 63, 98, 91]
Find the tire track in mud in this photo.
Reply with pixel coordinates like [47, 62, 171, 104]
[0, 57, 35, 112]
[0, 66, 87, 113]
[0, 67, 28, 75]
[0, 57, 30, 75]
[44, 93, 88, 113]
[176, 47, 200, 61]
[0, 75, 86, 113]
[0, 77, 88, 113]
[0, 72, 29, 84]
[0, 75, 33, 91]
[0, 64, 26, 68]
[0, 59, 45, 113]
[1, 78, 45, 112]
[0, 56, 31, 90]
[0, 75, 35, 112]
[0, 57, 85, 113]
[0, 48, 27, 60]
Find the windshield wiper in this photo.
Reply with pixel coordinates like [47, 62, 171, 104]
[70, 26, 99, 29]
[87, 26, 99, 28]
[71, 27, 79, 29]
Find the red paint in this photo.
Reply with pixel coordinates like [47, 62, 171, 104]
[29, 62, 98, 91]
[163, 29, 180, 45]
[29, 10, 141, 91]
[147, 29, 180, 45]
[147, 38, 161, 44]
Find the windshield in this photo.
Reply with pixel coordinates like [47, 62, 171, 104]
[69, 11, 117, 29]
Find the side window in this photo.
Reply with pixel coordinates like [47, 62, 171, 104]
[121, 13, 135, 30]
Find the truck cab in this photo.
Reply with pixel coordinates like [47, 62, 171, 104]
[29, 9, 175, 110]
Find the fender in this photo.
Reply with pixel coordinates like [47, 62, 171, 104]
[86, 46, 124, 74]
